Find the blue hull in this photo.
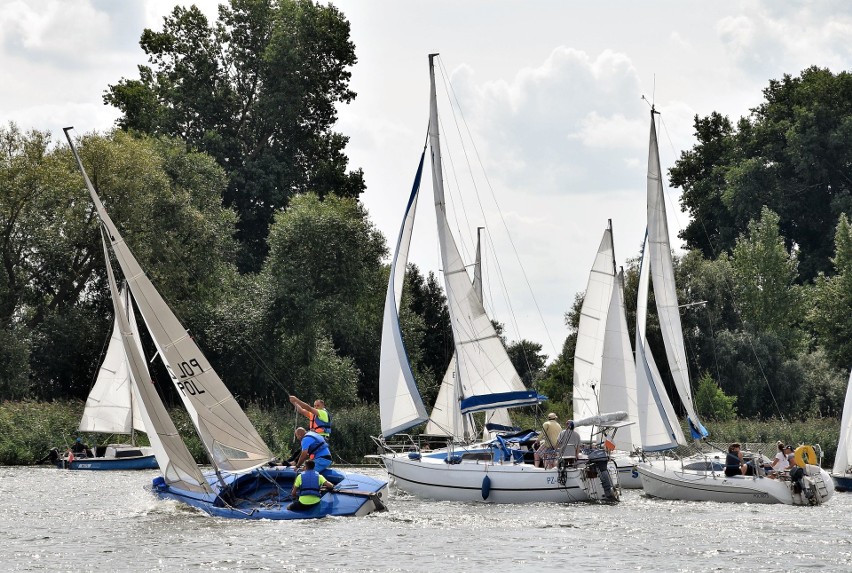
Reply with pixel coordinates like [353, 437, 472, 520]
[832, 474, 852, 492]
[152, 466, 388, 520]
[57, 455, 159, 471]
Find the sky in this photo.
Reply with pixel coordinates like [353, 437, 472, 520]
[2, 0, 851, 362]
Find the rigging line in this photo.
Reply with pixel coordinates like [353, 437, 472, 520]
[437, 59, 557, 358]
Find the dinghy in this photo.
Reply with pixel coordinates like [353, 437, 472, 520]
[65, 128, 387, 519]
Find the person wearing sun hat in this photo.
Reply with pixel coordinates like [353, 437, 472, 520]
[534, 413, 562, 468]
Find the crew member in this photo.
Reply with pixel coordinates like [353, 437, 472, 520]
[294, 427, 333, 473]
[289, 395, 332, 438]
[288, 459, 333, 511]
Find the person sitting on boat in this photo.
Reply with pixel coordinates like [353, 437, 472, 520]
[534, 413, 562, 468]
[770, 441, 790, 472]
[284, 442, 302, 467]
[294, 427, 333, 473]
[724, 443, 754, 477]
[556, 420, 581, 463]
[289, 395, 332, 439]
[288, 459, 334, 512]
[70, 437, 91, 457]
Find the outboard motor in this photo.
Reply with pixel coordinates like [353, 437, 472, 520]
[587, 448, 617, 500]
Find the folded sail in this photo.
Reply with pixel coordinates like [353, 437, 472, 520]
[379, 150, 430, 437]
[79, 287, 146, 435]
[573, 227, 617, 440]
[102, 236, 210, 493]
[66, 129, 273, 473]
[646, 113, 708, 440]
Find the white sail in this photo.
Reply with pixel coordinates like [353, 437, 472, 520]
[79, 287, 146, 435]
[646, 112, 707, 439]
[573, 227, 617, 440]
[101, 236, 211, 493]
[379, 151, 430, 437]
[833, 370, 852, 475]
[424, 355, 465, 437]
[598, 269, 642, 451]
[66, 129, 273, 473]
[635, 234, 684, 450]
[428, 56, 526, 406]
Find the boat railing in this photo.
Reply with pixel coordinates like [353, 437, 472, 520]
[371, 434, 419, 455]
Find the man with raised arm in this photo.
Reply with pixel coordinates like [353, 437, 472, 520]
[289, 395, 332, 438]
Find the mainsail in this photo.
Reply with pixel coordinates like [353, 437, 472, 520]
[78, 286, 146, 435]
[101, 235, 210, 493]
[573, 226, 618, 440]
[66, 128, 273, 473]
[645, 111, 708, 440]
[427, 55, 529, 414]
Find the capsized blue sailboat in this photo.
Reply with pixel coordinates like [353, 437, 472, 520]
[65, 128, 387, 519]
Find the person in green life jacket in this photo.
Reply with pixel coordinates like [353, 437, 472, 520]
[294, 427, 333, 473]
[289, 395, 332, 438]
[288, 459, 334, 511]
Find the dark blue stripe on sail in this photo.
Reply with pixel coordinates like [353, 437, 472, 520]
[459, 391, 546, 414]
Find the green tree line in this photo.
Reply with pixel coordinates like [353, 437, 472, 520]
[1, 1, 850, 429]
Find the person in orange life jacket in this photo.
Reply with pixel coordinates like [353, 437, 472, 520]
[294, 427, 333, 473]
[289, 395, 331, 438]
[288, 459, 333, 511]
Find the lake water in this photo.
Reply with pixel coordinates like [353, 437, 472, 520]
[1, 465, 849, 572]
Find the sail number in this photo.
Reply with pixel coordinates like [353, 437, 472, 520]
[169, 359, 206, 396]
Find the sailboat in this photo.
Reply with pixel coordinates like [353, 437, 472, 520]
[632, 109, 833, 505]
[65, 128, 387, 519]
[51, 286, 158, 470]
[374, 54, 618, 503]
[573, 221, 643, 488]
[831, 370, 852, 491]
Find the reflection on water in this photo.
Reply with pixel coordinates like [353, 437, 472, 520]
[0, 466, 850, 572]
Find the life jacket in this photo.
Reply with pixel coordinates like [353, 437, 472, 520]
[303, 431, 330, 459]
[298, 470, 322, 500]
[310, 409, 332, 436]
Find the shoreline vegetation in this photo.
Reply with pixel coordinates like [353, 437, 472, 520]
[0, 401, 842, 468]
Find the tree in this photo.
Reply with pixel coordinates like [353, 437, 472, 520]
[808, 214, 852, 369]
[507, 339, 547, 389]
[693, 371, 737, 421]
[105, 0, 365, 271]
[0, 125, 237, 400]
[730, 207, 804, 351]
[259, 192, 387, 403]
[671, 67, 852, 282]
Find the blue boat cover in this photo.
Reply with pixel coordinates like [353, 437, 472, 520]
[459, 390, 547, 414]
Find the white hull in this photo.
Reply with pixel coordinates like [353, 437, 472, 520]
[637, 462, 834, 505]
[381, 452, 618, 503]
[612, 453, 642, 489]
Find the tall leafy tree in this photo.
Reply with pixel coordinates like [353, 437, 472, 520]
[259, 193, 386, 404]
[507, 339, 547, 389]
[105, 0, 365, 271]
[730, 207, 803, 350]
[671, 67, 852, 281]
[809, 214, 852, 369]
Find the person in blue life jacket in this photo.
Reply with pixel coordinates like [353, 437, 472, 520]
[289, 395, 332, 439]
[288, 459, 334, 511]
[294, 427, 333, 473]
